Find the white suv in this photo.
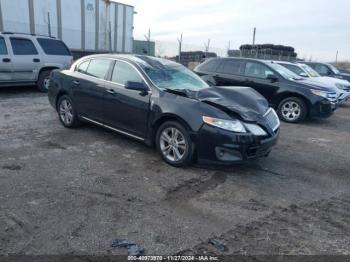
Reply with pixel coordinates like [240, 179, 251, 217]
[0, 32, 73, 92]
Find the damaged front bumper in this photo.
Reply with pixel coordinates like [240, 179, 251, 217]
[195, 124, 279, 164]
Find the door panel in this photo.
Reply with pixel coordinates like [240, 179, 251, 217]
[9, 37, 42, 81]
[71, 58, 112, 121]
[215, 59, 246, 86]
[243, 62, 279, 101]
[0, 37, 12, 82]
[103, 60, 150, 137]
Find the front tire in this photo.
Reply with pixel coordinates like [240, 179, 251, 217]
[37, 70, 52, 92]
[57, 95, 80, 128]
[156, 121, 194, 167]
[277, 97, 307, 123]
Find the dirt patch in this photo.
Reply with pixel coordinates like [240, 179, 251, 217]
[2, 164, 22, 171]
[180, 195, 350, 255]
[42, 140, 67, 150]
[165, 172, 227, 202]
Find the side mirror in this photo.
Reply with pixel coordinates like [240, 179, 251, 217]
[300, 72, 308, 77]
[125, 81, 148, 92]
[327, 70, 333, 76]
[266, 74, 278, 82]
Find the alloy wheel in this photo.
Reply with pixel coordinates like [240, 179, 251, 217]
[159, 127, 187, 162]
[59, 99, 73, 125]
[43, 76, 50, 90]
[281, 101, 301, 121]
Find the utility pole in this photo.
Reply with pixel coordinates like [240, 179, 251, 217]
[335, 50, 339, 65]
[226, 41, 231, 57]
[177, 33, 183, 63]
[104, 0, 110, 51]
[47, 12, 51, 37]
[252, 27, 256, 46]
[144, 28, 151, 55]
[204, 38, 210, 58]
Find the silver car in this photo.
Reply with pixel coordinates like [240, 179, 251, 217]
[0, 32, 72, 92]
[278, 61, 350, 103]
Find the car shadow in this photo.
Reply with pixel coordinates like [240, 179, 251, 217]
[0, 85, 41, 98]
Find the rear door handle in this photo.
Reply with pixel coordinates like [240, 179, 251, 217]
[2, 58, 11, 63]
[106, 89, 117, 95]
[33, 58, 40, 63]
[73, 80, 80, 85]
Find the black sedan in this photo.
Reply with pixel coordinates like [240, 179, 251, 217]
[48, 55, 280, 167]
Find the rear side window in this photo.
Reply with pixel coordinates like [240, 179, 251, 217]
[77, 60, 90, 73]
[218, 60, 244, 75]
[10, 38, 38, 55]
[245, 62, 274, 79]
[37, 38, 71, 56]
[198, 59, 221, 72]
[86, 59, 112, 79]
[0, 37, 8, 55]
[112, 61, 143, 86]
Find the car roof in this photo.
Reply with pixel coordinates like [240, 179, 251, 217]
[210, 57, 278, 65]
[0, 32, 56, 39]
[75, 54, 181, 69]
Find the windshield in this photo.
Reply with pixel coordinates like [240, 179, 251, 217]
[268, 63, 302, 80]
[300, 64, 320, 77]
[142, 64, 209, 90]
[328, 64, 340, 74]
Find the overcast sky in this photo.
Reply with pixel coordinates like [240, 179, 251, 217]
[117, 0, 350, 62]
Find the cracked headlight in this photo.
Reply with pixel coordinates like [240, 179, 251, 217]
[203, 116, 246, 133]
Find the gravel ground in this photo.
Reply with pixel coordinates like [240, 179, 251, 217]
[0, 86, 349, 257]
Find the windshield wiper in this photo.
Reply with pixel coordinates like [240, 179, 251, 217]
[163, 88, 189, 97]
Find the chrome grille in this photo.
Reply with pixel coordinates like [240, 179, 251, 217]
[263, 108, 280, 132]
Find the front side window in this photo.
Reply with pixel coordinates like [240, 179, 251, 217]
[0, 37, 8, 55]
[245, 62, 274, 79]
[85, 59, 112, 79]
[315, 64, 330, 75]
[328, 64, 340, 74]
[37, 38, 71, 56]
[10, 38, 38, 55]
[112, 61, 143, 85]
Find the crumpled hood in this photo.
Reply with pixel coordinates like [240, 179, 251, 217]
[184, 86, 269, 122]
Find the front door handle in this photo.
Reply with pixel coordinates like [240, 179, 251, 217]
[33, 58, 40, 63]
[2, 58, 11, 63]
[73, 80, 80, 85]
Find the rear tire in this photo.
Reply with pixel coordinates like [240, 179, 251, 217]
[156, 121, 194, 167]
[37, 70, 52, 92]
[57, 95, 80, 128]
[277, 97, 307, 123]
